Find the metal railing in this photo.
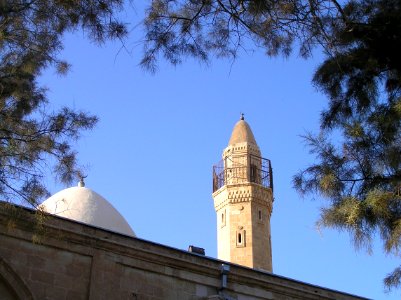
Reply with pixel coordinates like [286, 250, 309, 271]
[212, 154, 273, 192]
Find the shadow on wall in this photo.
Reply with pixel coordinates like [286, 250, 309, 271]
[0, 257, 34, 300]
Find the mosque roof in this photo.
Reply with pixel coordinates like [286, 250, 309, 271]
[228, 115, 257, 145]
[40, 182, 135, 237]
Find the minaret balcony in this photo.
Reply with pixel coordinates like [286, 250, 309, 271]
[212, 153, 273, 192]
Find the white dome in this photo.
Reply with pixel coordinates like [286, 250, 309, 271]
[40, 186, 135, 237]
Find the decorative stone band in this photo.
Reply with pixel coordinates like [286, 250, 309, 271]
[213, 184, 273, 212]
[223, 143, 261, 158]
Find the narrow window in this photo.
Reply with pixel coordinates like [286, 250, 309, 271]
[250, 164, 257, 183]
[221, 209, 226, 227]
[236, 229, 246, 247]
[258, 209, 262, 221]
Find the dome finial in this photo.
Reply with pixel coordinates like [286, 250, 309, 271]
[240, 112, 244, 120]
[78, 174, 87, 187]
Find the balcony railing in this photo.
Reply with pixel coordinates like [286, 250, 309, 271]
[212, 154, 273, 192]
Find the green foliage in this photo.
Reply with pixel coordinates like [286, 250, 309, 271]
[294, 0, 401, 290]
[141, 0, 327, 71]
[141, 0, 401, 290]
[0, 0, 127, 206]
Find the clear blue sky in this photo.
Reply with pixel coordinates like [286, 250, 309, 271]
[37, 4, 400, 299]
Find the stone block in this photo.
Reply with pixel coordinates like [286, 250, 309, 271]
[30, 270, 55, 285]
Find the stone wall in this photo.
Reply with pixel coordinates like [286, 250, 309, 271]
[213, 183, 273, 272]
[0, 203, 367, 300]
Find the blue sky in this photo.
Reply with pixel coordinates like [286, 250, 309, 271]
[37, 6, 400, 299]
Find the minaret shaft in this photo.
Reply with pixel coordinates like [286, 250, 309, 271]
[212, 118, 273, 272]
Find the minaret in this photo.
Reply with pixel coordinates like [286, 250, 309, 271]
[212, 115, 273, 272]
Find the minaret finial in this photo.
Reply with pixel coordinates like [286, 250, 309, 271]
[240, 113, 244, 120]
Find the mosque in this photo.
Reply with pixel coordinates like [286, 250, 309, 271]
[0, 117, 367, 299]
